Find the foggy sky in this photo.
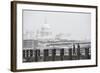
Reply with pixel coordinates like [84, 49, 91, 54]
[23, 10, 91, 41]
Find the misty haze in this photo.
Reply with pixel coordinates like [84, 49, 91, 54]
[22, 10, 91, 62]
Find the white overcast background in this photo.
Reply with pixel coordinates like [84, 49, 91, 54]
[23, 10, 91, 41]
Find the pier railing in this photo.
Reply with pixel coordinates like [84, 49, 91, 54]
[23, 44, 91, 62]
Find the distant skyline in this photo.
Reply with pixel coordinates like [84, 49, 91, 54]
[23, 10, 91, 41]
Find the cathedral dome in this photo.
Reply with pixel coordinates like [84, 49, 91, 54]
[42, 23, 51, 29]
[36, 23, 53, 41]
